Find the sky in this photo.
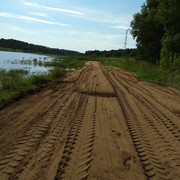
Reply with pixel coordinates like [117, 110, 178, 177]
[0, 0, 146, 52]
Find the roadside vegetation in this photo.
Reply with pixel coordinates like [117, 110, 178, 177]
[1, 0, 179, 103]
[130, 0, 180, 71]
[0, 56, 86, 104]
[87, 0, 180, 89]
[103, 58, 180, 89]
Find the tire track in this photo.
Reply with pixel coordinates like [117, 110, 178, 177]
[109, 68, 179, 141]
[0, 61, 179, 180]
[16, 93, 81, 180]
[0, 84, 74, 156]
[111, 69, 180, 137]
[137, 102, 180, 172]
[0, 86, 76, 179]
[101, 65, 179, 179]
[55, 95, 96, 180]
[116, 90, 172, 179]
[88, 97, 146, 180]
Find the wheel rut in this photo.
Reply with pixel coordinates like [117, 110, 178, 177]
[0, 86, 79, 179]
[55, 95, 96, 180]
[0, 61, 179, 180]
[102, 65, 180, 180]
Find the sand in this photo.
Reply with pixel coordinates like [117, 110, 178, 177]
[0, 61, 179, 180]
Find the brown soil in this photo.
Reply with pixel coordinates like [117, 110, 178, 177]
[0, 61, 179, 180]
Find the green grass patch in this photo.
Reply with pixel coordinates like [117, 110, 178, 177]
[44, 56, 86, 68]
[30, 74, 51, 85]
[0, 56, 86, 105]
[0, 90, 15, 103]
[0, 69, 31, 91]
[103, 58, 180, 89]
[50, 67, 65, 78]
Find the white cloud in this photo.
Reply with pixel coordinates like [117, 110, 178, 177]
[21, 0, 83, 15]
[0, 12, 70, 26]
[30, 12, 49, 18]
[20, 1, 131, 26]
[0, 23, 40, 35]
[73, 6, 132, 25]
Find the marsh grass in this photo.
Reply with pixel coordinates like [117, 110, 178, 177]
[0, 69, 30, 90]
[0, 56, 86, 104]
[50, 67, 65, 78]
[0, 69, 32, 103]
[44, 56, 85, 68]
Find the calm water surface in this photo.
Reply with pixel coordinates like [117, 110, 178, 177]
[0, 51, 52, 74]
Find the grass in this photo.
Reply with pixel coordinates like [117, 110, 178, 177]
[103, 58, 180, 89]
[0, 69, 30, 91]
[44, 56, 86, 68]
[50, 67, 65, 78]
[1, 54, 179, 105]
[0, 56, 86, 104]
[0, 90, 16, 103]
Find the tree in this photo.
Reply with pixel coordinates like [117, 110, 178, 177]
[131, 0, 180, 70]
[158, 0, 180, 70]
[0, 39, 81, 56]
[131, 0, 164, 63]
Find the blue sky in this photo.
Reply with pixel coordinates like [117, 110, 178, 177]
[0, 0, 145, 52]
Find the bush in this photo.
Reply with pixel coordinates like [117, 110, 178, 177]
[50, 68, 65, 78]
[160, 33, 180, 71]
[0, 90, 15, 103]
[30, 74, 51, 85]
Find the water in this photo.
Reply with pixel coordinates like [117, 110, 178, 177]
[0, 51, 53, 74]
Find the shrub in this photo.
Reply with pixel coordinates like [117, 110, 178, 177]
[160, 33, 180, 71]
[50, 68, 65, 78]
[30, 74, 51, 85]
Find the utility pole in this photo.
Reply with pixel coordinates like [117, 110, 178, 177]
[124, 29, 130, 49]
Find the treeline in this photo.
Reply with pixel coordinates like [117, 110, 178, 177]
[85, 49, 136, 57]
[0, 38, 137, 58]
[131, 0, 180, 70]
[0, 38, 81, 56]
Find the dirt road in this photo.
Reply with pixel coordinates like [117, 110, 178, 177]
[0, 61, 179, 180]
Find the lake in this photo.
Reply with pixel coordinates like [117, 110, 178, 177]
[0, 51, 53, 74]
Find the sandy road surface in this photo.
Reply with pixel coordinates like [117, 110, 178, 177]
[0, 61, 179, 180]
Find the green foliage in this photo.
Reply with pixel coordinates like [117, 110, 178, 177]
[30, 74, 51, 85]
[160, 33, 180, 70]
[131, 0, 180, 70]
[85, 49, 136, 58]
[50, 68, 65, 78]
[0, 91, 15, 103]
[103, 59, 180, 89]
[158, 0, 180, 34]
[131, 0, 164, 62]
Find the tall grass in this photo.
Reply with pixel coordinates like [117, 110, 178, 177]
[0, 69, 31, 103]
[103, 58, 180, 89]
[0, 68, 63, 103]
[0, 69, 30, 91]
